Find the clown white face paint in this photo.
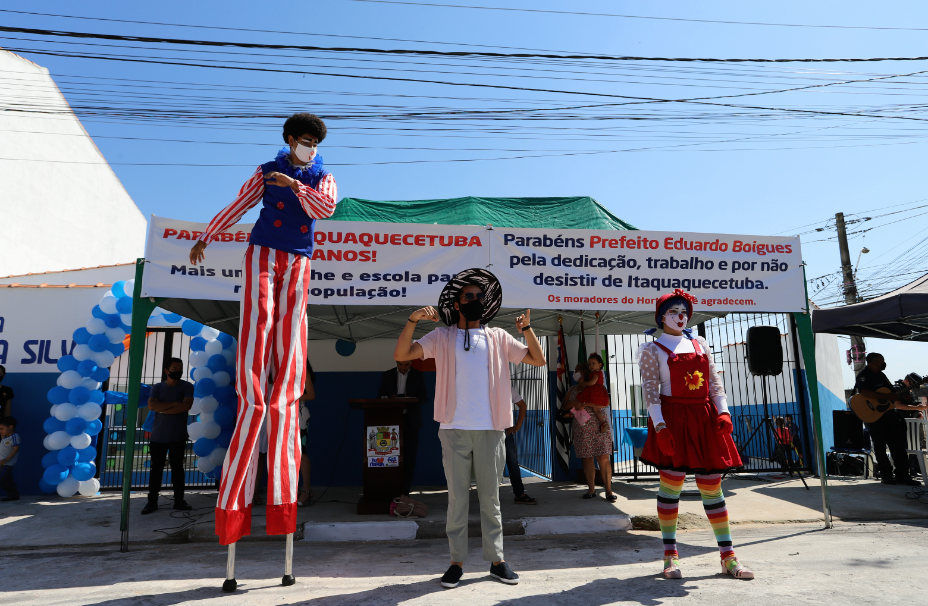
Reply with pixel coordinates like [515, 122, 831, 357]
[663, 303, 689, 332]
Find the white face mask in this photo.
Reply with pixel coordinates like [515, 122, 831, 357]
[572, 371, 583, 382]
[663, 305, 688, 331]
[293, 142, 316, 164]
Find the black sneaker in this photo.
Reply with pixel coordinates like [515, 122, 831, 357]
[0, 495, 19, 502]
[881, 478, 897, 485]
[440, 565, 463, 588]
[490, 561, 519, 585]
[173, 500, 193, 511]
[141, 501, 158, 515]
[896, 477, 921, 487]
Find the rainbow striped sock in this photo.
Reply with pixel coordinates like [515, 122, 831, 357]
[695, 473, 735, 564]
[658, 470, 685, 562]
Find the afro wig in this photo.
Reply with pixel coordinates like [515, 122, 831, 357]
[282, 113, 327, 144]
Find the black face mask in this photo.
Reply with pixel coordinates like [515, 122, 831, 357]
[459, 300, 485, 322]
[880, 363, 887, 371]
[168, 371, 183, 380]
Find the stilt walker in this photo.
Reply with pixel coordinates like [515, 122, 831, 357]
[188, 113, 337, 591]
[636, 289, 754, 580]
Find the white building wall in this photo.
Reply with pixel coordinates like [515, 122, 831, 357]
[0, 51, 147, 277]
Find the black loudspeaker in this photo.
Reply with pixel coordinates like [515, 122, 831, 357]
[745, 326, 783, 376]
[832, 410, 865, 450]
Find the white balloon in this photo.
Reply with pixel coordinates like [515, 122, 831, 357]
[48, 430, 72, 450]
[202, 421, 221, 440]
[72, 344, 94, 361]
[70, 433, 92, 449]
[209, 447, 228, 467]
[187, 421, 205, 442]
[121, 313, 133, 326]
[105, 327, 126, 344]
[211, 371, 230, 388]
[196, 456, 215, 473]
[204, 339, 223, 356]
[54, 403, 78, 422]
[50, 404, 59, 417]
[57, 475, 80, 497]
[124, 279, 135, 295]
[99, 293, 119, 314]
[81, 378, 101, 391]
[199, 412, 214, 425]
[189, 398, 202, 416]
[43, 434, 53, 450]
[221, 349, 236, 366]
[189, 351, 209, 369]
[58, 370, 83, 389]
[77, 402, 102, 421]
[199, 396, 219, 414]
[192, 367, 213, 382]
[78, 478, 101, 496]
[200, 326, 220, 341]
[86, 318, 108, 335]
[92, 350, 116, 368]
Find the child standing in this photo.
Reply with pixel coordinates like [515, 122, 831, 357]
[0, 416, 20, 502]
[577, 354, 610, 433]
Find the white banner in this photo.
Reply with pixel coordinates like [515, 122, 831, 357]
[142, 216, 805, 312]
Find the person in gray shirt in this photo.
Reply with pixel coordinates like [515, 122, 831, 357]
[142, 357, 194, 514]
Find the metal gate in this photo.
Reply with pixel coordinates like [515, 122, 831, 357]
[607, 313, 812, 477]
[510, 336, 552, 479]
[97, 329, 217, 490]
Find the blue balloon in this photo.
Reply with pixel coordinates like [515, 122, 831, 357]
[86, 419, 103, 436]
[225, 366, 236, 382]
[163, 312, 182, 323]
[38, 479, 57, 494]
[214, 385, 236, 404]
[216, 429, 233, 448]
[72, 327, 91, 345]
[91, 366, 110, 382]
[193, 437, 217, 457]
[57, 355, 79, 373]
[108, 342, 125, 357]
[71, 463, 95, 481]
[214, 406, 235, 428]
[91, 305, 108, 320]
[47, 386, 70, 405]
[111, 280, 127, 298]
[207, 354, 227, 372]
[57, 446, 79, 466]
[115, 296, 133, 314]
[189, 337, 207, 352]
[65, 417, 88, 436]
[88, 390, 105, 405]
[78, 446, 97, 463]
[204, 468, 221, 480]
[182, 320, 204, 336]
[42, 450, 60, 469]
[88, 333, 110, 353]
[217, 333, 235, 349]
[120, 323, 133, 334]
[43, 417, 66, 434]
[77, 359, 99, 378]
[69, 386, 91, 406]
[194, 378, 217, 397]
[104, 313, 123, 329]
[43, 464, 69, 485]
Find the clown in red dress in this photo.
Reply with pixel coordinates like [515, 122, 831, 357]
[636, 289, 754, 580]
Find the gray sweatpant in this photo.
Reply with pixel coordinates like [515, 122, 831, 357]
[438, 428, 505, 563]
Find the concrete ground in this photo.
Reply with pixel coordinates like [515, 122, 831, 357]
[2, 521, 927, 605]
[1, 473, 926, 547]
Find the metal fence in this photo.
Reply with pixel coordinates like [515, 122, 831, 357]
[97, 329, 217, 490]
[510, 336, 552, 479]
[606, 313, 811, 478]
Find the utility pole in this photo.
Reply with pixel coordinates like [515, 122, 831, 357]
[835, 212, 866, 372]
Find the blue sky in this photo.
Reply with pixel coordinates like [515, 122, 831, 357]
[4, 1, 928, 386]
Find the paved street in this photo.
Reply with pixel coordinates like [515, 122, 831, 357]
[3, 520, 926, 605]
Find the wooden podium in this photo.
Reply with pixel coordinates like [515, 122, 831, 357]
[348, 398, 414, 514]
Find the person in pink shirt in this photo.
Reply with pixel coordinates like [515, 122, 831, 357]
[393, 269, 546, 589]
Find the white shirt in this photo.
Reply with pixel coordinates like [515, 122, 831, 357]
[396, 368, 409, 396]
[441, 327, 494, 430]
[511, 386, 523, 425]
[654, 334, 695, 396]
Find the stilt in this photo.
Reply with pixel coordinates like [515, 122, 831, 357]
[222, 542, 237, 592]
[282, 533, 296, 586]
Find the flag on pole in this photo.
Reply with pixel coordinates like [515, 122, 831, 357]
[578, 319, 587, 365]
[554, 317, 572, 477]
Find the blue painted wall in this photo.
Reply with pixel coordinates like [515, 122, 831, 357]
[2, 372, 59, 496]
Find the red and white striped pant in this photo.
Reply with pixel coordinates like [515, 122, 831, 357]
[216, 244, 310, 545]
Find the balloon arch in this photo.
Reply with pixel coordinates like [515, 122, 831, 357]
[40, 280, 237, 496]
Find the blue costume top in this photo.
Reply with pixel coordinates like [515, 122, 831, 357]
[249, 148, 330, 257]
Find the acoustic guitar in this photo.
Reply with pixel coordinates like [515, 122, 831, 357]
[849, 386, 928, 423]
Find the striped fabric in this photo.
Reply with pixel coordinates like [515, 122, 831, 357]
[657, 470, 685, 560]
[695, 473, 736, 562]
[215, 244, 311, 545]
[656, 471, 738, 566]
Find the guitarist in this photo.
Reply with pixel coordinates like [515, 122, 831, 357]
[854, 353, 923, 486]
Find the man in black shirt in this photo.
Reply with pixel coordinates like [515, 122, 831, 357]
[377, 360, 427, 495]
[855, 353, 924, 486]
[142, 358, 195, 514]
[0, 365, 13, 418]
